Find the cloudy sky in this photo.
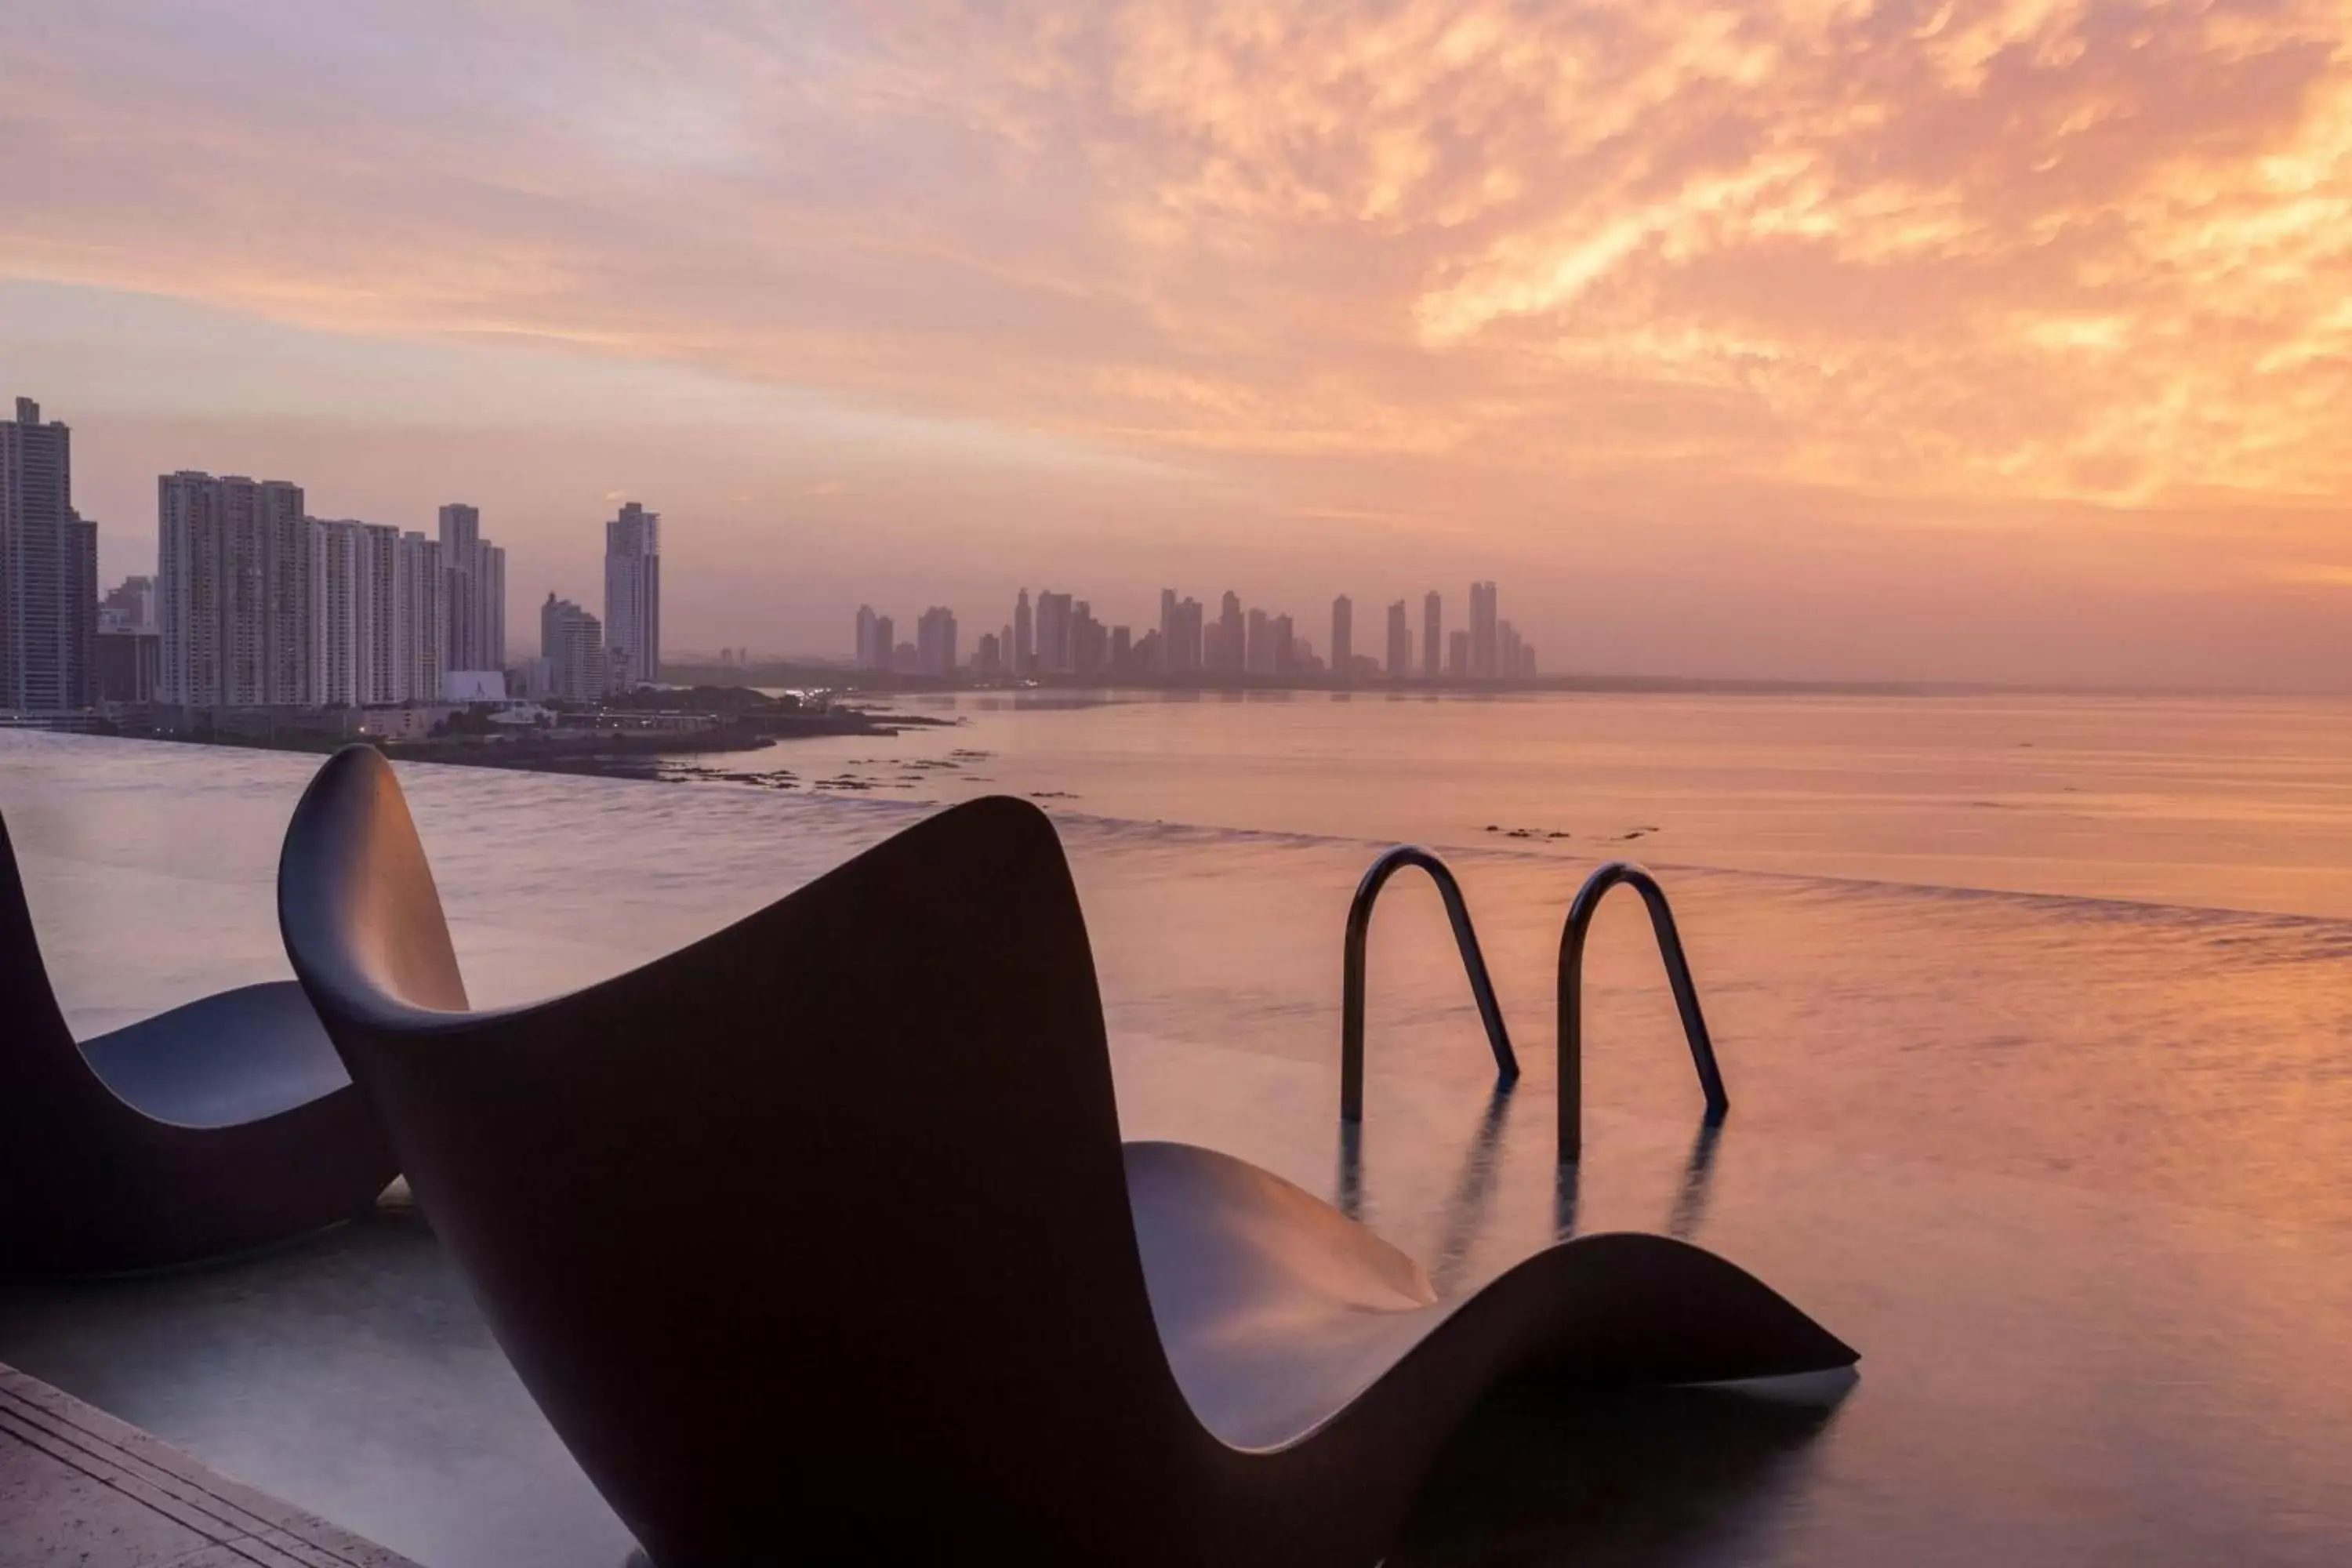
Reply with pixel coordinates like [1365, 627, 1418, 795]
[5, 0, 2352, 684]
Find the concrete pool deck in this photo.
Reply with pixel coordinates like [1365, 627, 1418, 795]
[0, 1363, 417, 1567]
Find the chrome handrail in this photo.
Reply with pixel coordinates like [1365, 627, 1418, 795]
[1557, 861, 1727, 1162]
[1341, 847, 1519, 1123]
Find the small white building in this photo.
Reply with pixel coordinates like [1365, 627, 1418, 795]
[443, 670, 508, 704]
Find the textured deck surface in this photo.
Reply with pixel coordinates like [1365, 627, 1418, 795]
[0, 1363, 419, 1568]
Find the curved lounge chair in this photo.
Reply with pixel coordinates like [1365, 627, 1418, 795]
[0, 811, 397, 1275]
[279, 746, 1856, 1567]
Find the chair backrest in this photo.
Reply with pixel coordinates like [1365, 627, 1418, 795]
[273, 747, 466, 1019]
[277, 746, 1205, 1562]
[0, 812, 72, 1061]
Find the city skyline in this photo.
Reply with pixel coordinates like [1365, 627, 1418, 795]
[846, 579, 1537, 683]
[0, 391, 688, 716]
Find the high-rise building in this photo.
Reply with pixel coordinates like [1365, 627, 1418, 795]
[975, 631, 1002, 673]
[1447, 628, 1470, 678]
[1173, 597, 1203, 672]
[1497, 618, 1525, 682]
[158, 472, 310, 708]
[1218, 591, 1244, 673]
[872, 614, 895, 672]
[1012, 590, 1033, 677]
[1421, 591, 1442, 681]
[1272, 613, 1295, 675]
[0, 397, 95, 713]
[540, 593, 606, 702]
[312, 519, 405, 706]
[1037, 590, 1075, 673]
[1385, 600, 1410, 677]
[855, 604, 885, 670]
[1330, 595, 1352, 680]
[1469, 580, 1497, 679]
[438, 504, 506, 674]
[1245, 608, 1272, 675]
[916, 606, 958, 676]
[396, 532, 445, 702]
[1109, 625, 1131, 670]
[603, 502, 660, 690]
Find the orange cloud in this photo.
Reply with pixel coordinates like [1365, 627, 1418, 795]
[5, 1, 2352, 680]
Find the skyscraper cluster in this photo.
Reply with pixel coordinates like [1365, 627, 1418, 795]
[154, 472, 508, 710]
[1, 397, 680, 718]
[854, 604, 960, 675]
[851, 578, 1535, 684]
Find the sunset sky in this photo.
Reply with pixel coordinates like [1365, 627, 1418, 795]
[6, 0, 2352, 686]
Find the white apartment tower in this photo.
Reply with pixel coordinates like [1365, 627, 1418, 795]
[396, 532, 446, 701]
[603, 502, 660, 690]
[311, 519, 405, 707]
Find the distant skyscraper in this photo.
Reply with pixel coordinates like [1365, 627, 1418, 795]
[1330, 595, 1352, 679]
[1037, 590, 1075, 673]
[603, 502, 660, 689]
[975, 630, 1002, 673]
[1218, 591, 1244, 673]
[916, 606, 958, 675]
[855, 604, 884, 669]
[0, 397, 94, 713]
[1385, 600, 1410, 678]
[872, 614, 895, 672]
[540, 593, 605, 701]
[1468, 580, 1497, 679]
[1447, 628, 1470, 678]
[1069, 600, 1107, 677]
[1245, 607, 1272, 674]
[438, 504, 506, 673]
[158, 471, 310, 708]
[1012, 590, 1033, 677]
[1173, 597, 1203, 672]
[1422, 591, 1442, 681]
[1272, 612, 1295, 675]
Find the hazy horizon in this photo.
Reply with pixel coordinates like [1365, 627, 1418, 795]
[7, 2, 2352, 689]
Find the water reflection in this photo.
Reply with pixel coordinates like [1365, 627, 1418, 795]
[1427, 1088, 1517, 1296]
[1392, 1375, 1857, 1566]
[1668, 1118, 1723, 1242]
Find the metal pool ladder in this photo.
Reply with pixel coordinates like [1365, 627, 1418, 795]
[1339, 849, 1729, 1163]
[1340, 847, 1519, 1124]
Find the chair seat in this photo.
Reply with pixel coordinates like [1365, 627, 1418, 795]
[1127, 1140, 1849, 1454]
[78, 981, 354, 1130]
[1128, 1140, 1452, 1450]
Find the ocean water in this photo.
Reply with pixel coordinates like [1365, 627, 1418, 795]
[4, 693, 2350, 1566]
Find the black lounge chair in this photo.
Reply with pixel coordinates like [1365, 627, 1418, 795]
[0, 811, 397, 1275]
[278, 746, 1856, 1567]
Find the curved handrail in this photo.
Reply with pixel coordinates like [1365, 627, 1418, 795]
[1341, 847, 1519, 1123]
[1558, 861, 1727, 1163]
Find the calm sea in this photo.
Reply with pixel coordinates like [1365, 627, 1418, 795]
[5, 689, 2350, 1565]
